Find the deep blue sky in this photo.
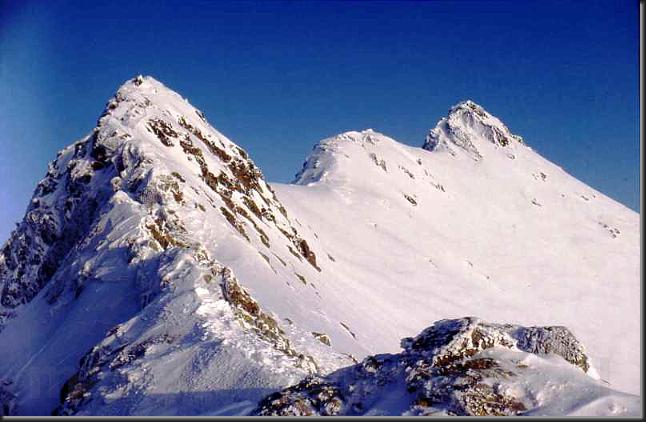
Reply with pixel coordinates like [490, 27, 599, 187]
[0, 0, 640, 243]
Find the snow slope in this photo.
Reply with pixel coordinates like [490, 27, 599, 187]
[0, 76, 351, 415]
[0, 76, 640, 415]
[275, 101, 640, 396]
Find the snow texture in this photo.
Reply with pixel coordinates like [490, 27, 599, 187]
[0, 76, 640, 416]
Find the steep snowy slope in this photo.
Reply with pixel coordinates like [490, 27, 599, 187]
[0, 76, 639, 416]
[274, 101, 640, 396]
[0, 76, 351, 415]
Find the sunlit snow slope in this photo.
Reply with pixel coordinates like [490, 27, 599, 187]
[0, 77, 639, 416]
[0, 76, 351, 415]
[274, 100, 640, 396]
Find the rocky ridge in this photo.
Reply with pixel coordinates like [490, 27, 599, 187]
[254, 317, 637, 416]
[0, 76, 344, 415]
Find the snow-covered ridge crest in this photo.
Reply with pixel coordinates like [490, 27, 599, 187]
[0, 74, 321, 328]
[423, 100, 524, 160]
[294, 100, 525, 187]
[280, 92, 639, 399]
[0, 75, 340, 414]
[293, 129, 389, 185]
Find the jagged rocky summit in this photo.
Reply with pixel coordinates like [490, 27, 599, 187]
[423, 99, 524, 159]
[0, 76, 346, 416]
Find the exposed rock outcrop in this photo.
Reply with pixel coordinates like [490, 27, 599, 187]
[254, 317, 602, 416]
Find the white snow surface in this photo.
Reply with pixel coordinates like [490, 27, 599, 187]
[278, 121, 640, 396]
[0, 76, 640, 416]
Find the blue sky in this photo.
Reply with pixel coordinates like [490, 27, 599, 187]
[0, 0, 640, 243]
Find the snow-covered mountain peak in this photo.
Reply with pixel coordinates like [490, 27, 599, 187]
[99, 74, 210, 130]
[103, 75, 177, 116]
[284, 94, 639, 400]
[0, 73, 328, 321]
[424, 100, 524, 160]
[294, 101, 529, 188]
[0, 77, 640, 416]
[0, 76, 345, 414]
[449, 99, 486, 114]
[112, 74, 171, 97]
[293, 129, 400, 185]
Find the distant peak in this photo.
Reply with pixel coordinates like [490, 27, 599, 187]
[324, 129, 386, 144]
[423, 100, 524, 157]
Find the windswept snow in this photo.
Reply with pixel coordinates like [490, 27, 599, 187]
[277, 120, 639, 396]
[0, 76, 351, 415]
[0, 76, 639, 416]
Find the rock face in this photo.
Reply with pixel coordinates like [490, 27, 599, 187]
[402, 317, 590, 373]
[254, 317, 637, 416]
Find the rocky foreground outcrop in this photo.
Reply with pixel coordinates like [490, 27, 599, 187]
[254, 317, 639, 416]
